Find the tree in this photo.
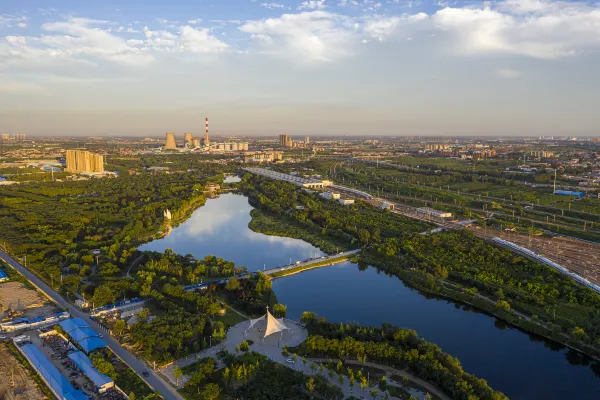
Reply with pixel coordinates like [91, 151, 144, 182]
[199, 383, 220, 400]
[92, 285, 116, 307]
[274, 303, 287, 318]
[305, 377, 316, 393]
[379, 376, 387, 391]
[495, 300, 511, 312]
[338, 373, 344, 386]
[301, 311, 318, 325]
[359, 229, 371, 245]
[225, 277, 240, 291]
[113, 319, 127, 336]
[239, 340, 250, 352]
[174, 366, 183, 386]
[371, 388, 379, 398]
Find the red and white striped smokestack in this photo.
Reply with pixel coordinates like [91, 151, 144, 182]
[205, 118, 209, 142]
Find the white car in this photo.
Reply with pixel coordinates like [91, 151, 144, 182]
[285, 357, 295, 364]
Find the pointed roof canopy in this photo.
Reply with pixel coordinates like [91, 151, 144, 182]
[247, 306, 289, 338]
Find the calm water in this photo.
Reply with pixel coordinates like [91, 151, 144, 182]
[140, 193, 325, 271]
[142, 193, 600, 399]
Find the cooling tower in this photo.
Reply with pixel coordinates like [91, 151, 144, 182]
[184, 132, 193, 146]
[165, 132, 177, 149]
[192, 138, 200, 147]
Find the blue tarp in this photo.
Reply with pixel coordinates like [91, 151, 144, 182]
[78, 337, 107, 353]
[68, 351, 113, 389]
[21, 344, 88, 400]
[68, 327, 99, 343]
[554, 190, 586, 197]
[59, 318, 89, 332]
[0, 268, 7, 280]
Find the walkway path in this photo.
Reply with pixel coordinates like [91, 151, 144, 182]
[0, 250, 183, 400]
[308, 358, 449, 400]
[160, 319, 444, 400]
[263, 249, 361, 278]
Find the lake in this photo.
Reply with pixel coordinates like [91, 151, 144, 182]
[140, 193, 325, 271]
[141, 192, 600, 399]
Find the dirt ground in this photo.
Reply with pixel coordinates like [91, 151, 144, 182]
[0, 343, 46, 400]
[0, 282, 54, 319]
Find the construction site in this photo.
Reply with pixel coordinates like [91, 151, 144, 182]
[0, 343, 45, 400]
[0, 281, 55, 322]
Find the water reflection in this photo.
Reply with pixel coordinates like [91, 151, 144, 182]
[273, 262, 600, 400]
[140, 193, 324, 271]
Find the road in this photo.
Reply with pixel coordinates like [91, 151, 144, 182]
[262, 249, 361, 277]
[0, 249, 182, 400]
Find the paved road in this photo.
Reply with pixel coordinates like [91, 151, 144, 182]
[0, 250, 182, 400]
[263, 249, 361, 277]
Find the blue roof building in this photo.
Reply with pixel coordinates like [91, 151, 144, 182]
[0, 267, 8, 282]
[68, 351, 114, 392]
[59, 318, 89, 332]
[20, 344, 88, 400]
[59, 318, 108, 353]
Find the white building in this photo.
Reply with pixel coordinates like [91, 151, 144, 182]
[338, 199, 355, 205]
[320, 192, 341, 200]
[416, 207, 453, 218]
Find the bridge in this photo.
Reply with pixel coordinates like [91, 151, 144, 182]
[183, 249, 361, 292]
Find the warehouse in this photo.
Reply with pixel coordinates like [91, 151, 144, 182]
[59, 318, 108, 353]
[18, 343, 88, 400]
[68, 351, 114, 393]
[416, 207, 453, 218]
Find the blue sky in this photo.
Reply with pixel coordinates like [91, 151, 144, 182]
[1, 0, 599, 136]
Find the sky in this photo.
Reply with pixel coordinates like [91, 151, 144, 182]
[0, 0, 599, 136]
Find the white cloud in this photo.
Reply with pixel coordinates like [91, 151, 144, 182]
[496, 68, 521, 78]
[298, 0, 327, 10]
[262, 3, 287, 9]
[240, 10, 356, 62]
[179, 26, 229, 53]
[0, 14, 28, 27]
[364, 13, 427, 40]
[433, 2, 600, 59]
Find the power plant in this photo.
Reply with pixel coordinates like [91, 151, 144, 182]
[162, 118, 248, 153]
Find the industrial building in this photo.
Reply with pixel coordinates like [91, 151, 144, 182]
[554, 190, 586, 197]
[243, 168, 331, 189]
[58, 318, 108, 353]
[65, 150, 104, 173]
[184, 132, 193, 147]
[216, 142, 250, 151]
[338, 199, 355, 205]
[17, 343, 88, 400]
[243, 151, 283, 163]
[68, 350, 114, 392]
[164, 132, 177, 149]
[416, 207, 453, 218]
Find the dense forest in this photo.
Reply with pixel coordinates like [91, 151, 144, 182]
[0, 162, 226, 288]
[242, 174, 600, 357]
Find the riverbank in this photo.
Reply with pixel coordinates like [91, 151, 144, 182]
[360, 252, 600, 361]
[248, 209, 352, 254]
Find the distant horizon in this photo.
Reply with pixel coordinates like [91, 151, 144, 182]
[1, 0, 600, 135]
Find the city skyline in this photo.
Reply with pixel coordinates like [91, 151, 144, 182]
[1, 0, 600, 136]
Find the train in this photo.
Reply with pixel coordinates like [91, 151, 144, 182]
[490, 237, 600, 294]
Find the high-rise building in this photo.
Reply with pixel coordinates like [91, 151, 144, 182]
[279, 134, 292, 147]
[65, 150, 105, 173]
[165, 133, 177, 149]
[304, 136, 310, 145]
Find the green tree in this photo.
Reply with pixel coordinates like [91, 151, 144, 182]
[305, 377, 316, 393]
[495, 300, 511, 312]
[274, 303, 287, 318]
[174, 366, 183, 386]
[113, 319, 127, 336]
[225, 277, 240, 291]
[240, 340, 250, 352]
[199, 383, 220, 400]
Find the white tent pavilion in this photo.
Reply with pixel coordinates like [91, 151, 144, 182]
[246, 306, 289, 338]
